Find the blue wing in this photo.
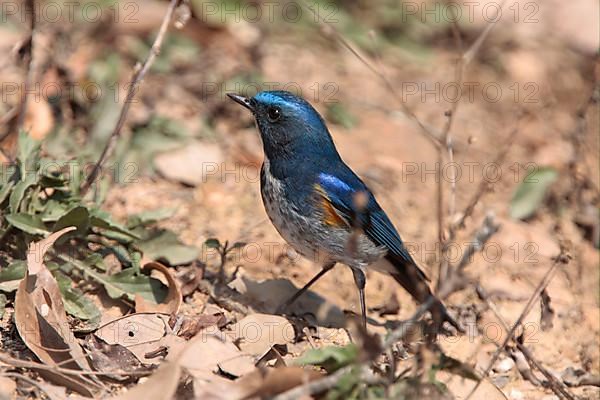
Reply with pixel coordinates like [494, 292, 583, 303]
[315, 171, 419, 271]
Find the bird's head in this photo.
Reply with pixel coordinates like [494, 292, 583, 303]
[227, 90, 338, 162]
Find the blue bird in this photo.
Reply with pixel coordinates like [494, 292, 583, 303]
[228, 91, 459, 331]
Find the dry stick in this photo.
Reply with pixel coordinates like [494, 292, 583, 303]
[80, 0, 182, 195]
[464, 249, 570, 400]
[478, 286, 576, 400]
[437, 7, 465, 288]
[0, 353, 152, 378]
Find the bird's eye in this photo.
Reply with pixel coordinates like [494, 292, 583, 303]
[267, 107, 281, 122]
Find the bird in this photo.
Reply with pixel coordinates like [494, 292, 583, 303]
[227, 90, 460, 331]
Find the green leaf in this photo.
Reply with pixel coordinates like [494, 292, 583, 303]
[0, 293, 6, 319]
[296, 344, 359, 373]
[136, 230, 198, 265]
[9, 173, 37, 213]
[17, 130, 40, 176]
[40, 199, 73, 222]
[5, 213, 48, 235]
[0, 261, 26, 293]
[510, 167, 558, 220]
[127, 207, 176, 228]
[52, 206, 90, 235]
[62, 255, 167, 303]
[0, 180, 15, 205]
[89, 209, 140, 240]
[204, 238, 221, 249]
[55, 271, 101, 323]
[326, 103, 357, 129]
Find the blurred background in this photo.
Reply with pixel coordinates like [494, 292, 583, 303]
[0, 0, 598, 398]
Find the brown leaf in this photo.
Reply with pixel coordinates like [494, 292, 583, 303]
[83, 335, 149, 381]
[171, 312, 226, 340]
[14, 227, 99, 396]
[109, 361, 181, 400]
[95, 313, 186, 365]
[540, 288, 555, 331]
[194, 366, 322, 400]
[179, 331, 255, 381]
[135, 262, 182, 314]
[179, 262, 205, 297]
[226, 313, 295, 357]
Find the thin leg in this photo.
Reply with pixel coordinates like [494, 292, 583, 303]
[352, 268, 367, 330]
[280, 262, 336, 311]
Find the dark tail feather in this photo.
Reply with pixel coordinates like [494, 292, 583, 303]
[385, 254, 463, 333]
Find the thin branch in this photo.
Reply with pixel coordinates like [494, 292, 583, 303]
[80, 0, 183, 195]
[465, 245, 571, 400]
[462, 0, 508, 67]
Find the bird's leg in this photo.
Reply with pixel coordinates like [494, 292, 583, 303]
[279, 262, 336, 312]
[352, 268, 367, 330]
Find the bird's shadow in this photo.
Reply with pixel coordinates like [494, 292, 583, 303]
[228, 276, 348, 329]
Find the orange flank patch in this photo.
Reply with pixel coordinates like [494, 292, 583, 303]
[314, 184, 349, 227]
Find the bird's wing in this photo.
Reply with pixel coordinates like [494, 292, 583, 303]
[314, 172, 417, 268]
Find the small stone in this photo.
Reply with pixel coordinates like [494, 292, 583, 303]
[493, 357, 515, 373]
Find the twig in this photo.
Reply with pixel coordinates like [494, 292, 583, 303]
[0, 353, 151, 378]
[465, 245, 571, 400]
[462, 0, 508, 67]
[80, 0, 182, 195]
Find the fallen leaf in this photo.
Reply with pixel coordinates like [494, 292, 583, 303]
[227, 313, 295, 357]
[135, 262, 182, 314]
[83, 335, 149, 381]
[109, 361, 181, 400]
[95, 313, 185, 365]
[171, 312, 226, 340]
[179, 331, 255, 381]
[196, 366, 322, 400]
[14, 227, 99, 396]
[154, 141, 223, 186]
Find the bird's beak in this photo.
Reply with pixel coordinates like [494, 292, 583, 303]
[227, 93, 254, 112]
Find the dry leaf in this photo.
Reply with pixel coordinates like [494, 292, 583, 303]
[179, 331, 255, 382]
[83, 335, 149, 381]
[95, 313, 185, 365]
[14, 227, 99, 396]
[109, 361, 181, 400]
[227, 313, 295, 357]
[171, 312, 226, 340]
[135, 262, 182, 314]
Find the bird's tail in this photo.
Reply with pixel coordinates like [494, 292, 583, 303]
[385, 253, 462, 333]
